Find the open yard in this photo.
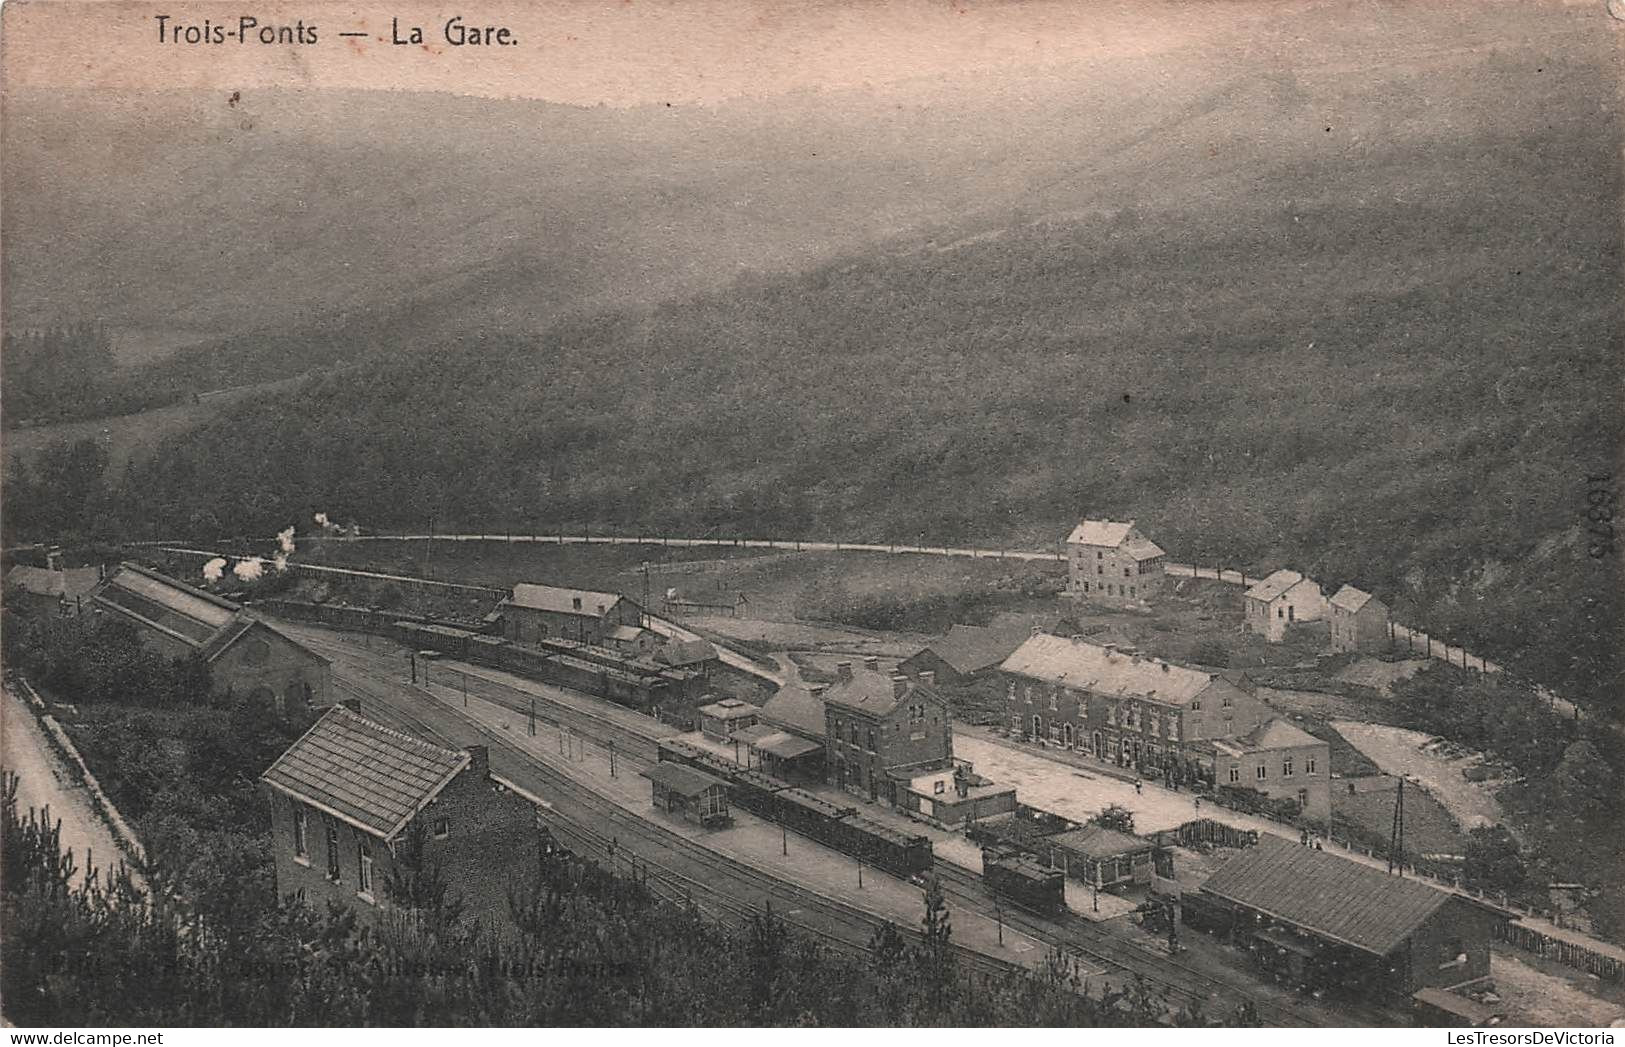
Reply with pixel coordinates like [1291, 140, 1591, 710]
[1332, 720, 1505, 829]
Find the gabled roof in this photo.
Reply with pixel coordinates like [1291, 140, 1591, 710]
[506, 583, 624, 618]
[261, 706, 471, 840]
[1218, 718, 1325, 754]
[914, 624, 1031, 676]
[823, 666, 935, 718]
[96, 562, 240, 639]
[1330, 584, 1379, 613]
[5, 565, 101, 599]
[1121, 536, 1167, 561]
[1065, 519, 1136, 548]
[1048, 823, 1150, 859]
[655, 639, 720, 667]
[1199, 835, 1455, 957]
[1244, 569, 1313, 603]
[1000, 633, 1214, 705]
[760, 684, 827, 739]
[642, 761, 728, 798]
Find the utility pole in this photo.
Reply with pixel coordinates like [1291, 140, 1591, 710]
[529, 699, 536, 737]
[781, 822, 788, 856]
[1389, 777, 1406, 876]
[609, 740, 617, 779]
[409, 650, 417, 684]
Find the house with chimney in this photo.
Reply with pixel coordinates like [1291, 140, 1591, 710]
[89, 563, 331, 713]
[823, 658, 953, 806]
[261, 702, 544, 923]
[1064, 519, 1168, 605]
[1000, 632, 1269, 780]
[1329, 585, 1392, 654]
[1242, 569, 1328, 643]
[496, 583, 646, 647]
[1192, 717, 1332, 820]
[898, 623, 1030, 686]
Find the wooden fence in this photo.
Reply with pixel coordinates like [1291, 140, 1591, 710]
[1495, 921, 1623, 983]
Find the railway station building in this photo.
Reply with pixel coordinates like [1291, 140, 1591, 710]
[642, 761, 732, 828]
[824, 659, 953, 806]
[90, 562, 331, 713]
[261, 701, 543, 923]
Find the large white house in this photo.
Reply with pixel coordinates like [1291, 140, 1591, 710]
[1064, 519, 1167, 605]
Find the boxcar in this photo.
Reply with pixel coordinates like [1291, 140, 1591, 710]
[845, 813, 934, 878]
[982, 847, 1065, 915]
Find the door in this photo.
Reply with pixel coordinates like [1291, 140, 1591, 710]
[1092, 731, 1103, 757]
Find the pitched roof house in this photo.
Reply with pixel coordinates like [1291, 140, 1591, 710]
[1329, 585, 1392, 654]
[1064, 519, 1168, 604]
[898, 624, 1030, 683]
[261, 703, 542, 922]
[1242, 569, 1328, 642]
[497, 583, 644, 646]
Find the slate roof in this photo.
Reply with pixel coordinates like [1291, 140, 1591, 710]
[754, 731, 822, 759]
[642, 761, 729, 798]
[914, 624, 1030, 676]
[506, 583, 623, 617]
[760, 684, 827, 740]
[1330, 585, 1378, 613]
[607, 624, 647, 642]
[5, 565, 101, 599]
[1241, 718, 1324, 751]
[1244, 569, 1309, 604]
[1048, 823, 1150, 859]
[1121, 536, 1167, 561]
[823, 665, 932, 718]
[655, 639, 720, 667]
[1000, 633, 1214, 705]
[261, 706, 470, 839]
[698, 697, 760, 719]
[1065, 519, 1136, 548]
[1199, 834, 1455, 957]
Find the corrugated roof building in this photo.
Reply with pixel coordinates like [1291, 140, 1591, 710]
[1196, 835, 1502, 996]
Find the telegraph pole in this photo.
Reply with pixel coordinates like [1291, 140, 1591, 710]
[1389, 777, 1406, 876]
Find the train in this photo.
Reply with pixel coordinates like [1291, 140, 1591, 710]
[980, 843, 1066, 916]
[254, 598, 704, 710]
[657, 739, 934, 879]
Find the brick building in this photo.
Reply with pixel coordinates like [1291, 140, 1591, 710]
[1242, 569, 1328, 643]
[497, 583, 645, 646]
[1000, 632, 1269, 779]
[261, 702, 542, 923]
[897, 624, 1029, 686]
[90, 563, 331, 713]
[1064, 519, 1168, 605]
[1329, 585, 1392, 654]
[1195, 835, 1502, 998]
[824, 659, 953, 805]
[1194, 718, 1332, 820]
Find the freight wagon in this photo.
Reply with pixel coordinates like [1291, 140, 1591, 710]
[656, 739, 933, 878]
[981, 844, 1066, 916]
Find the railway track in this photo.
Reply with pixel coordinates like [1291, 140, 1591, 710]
[324, 644, 1390, 1026]
[335, 677, 1035, 991]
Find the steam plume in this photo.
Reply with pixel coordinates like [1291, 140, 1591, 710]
[203, 557, 227, 583]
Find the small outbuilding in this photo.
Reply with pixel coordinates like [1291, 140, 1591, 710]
[642, 762, 732, 828]
[697, 697, 761, 740]
[896, 764, 1017, 830]
[1041, 823, 1155, 888]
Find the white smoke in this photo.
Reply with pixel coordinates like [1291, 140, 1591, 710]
[313, 512, 345, 536]
[203, 557, 227, 583]
[233, 559, 264, 582]
[276, 526, 296, 555]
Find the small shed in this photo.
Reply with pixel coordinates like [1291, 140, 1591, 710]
[642, 762, 732, 828]
[749, 728, 825, 782]
[697, 697, 761, 740]
[1043, 823, 1155, 888]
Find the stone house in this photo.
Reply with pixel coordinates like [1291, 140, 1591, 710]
[1193, 718, 1332, 821]
[497, 583, 645, 647]
[1064, 519, 1168, 605]
[1242, 569, 1328, 643]
[1329, 585, 1392, 654]
[824, 659, 953, 806]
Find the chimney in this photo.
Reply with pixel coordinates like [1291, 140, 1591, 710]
[863, 656, 880, 672]
[465, 744, 490, 779]
[809, 683, 828, 697]
[891, 675, 909, 698]
[919, 670, 936, 686]
[835, 662, 853, 682]
[341, 698, 362, 714]
[572, 596, 582, 610]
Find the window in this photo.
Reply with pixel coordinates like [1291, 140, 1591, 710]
[934, 779, 946, 795]
[1277, 607, 1284, 619]
[1167, 718, 1179, 741]
[325, 822, 340, 881]
[433, 818, 450, 839]
[1220, 695, 1232, 709]
[1097, 551, 1103, 560]
[1130, 587, 1136, 597]
[293, 804, 308, 858]
[1097, 565, 1103, 575]
[1305, 757, 1318, 775]
[358, 841, 374, 896]
[1048, 692, 1058, 712]
[867, 728, 875, 752]
[1031, 715, 1042, 738]
[1123, 567, 1131, 578]
[1049, 724, 1061, 744]
[1282, 757, 1294, 778]
[1010, 714, 1023, 733]
[1024, 686, 1033, 705]
[1082, 581, 1089, 593]
[1190, 699, 1202, 711]
[1256, 764, 1268, 780]
[1226, 766, 1239, 783]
